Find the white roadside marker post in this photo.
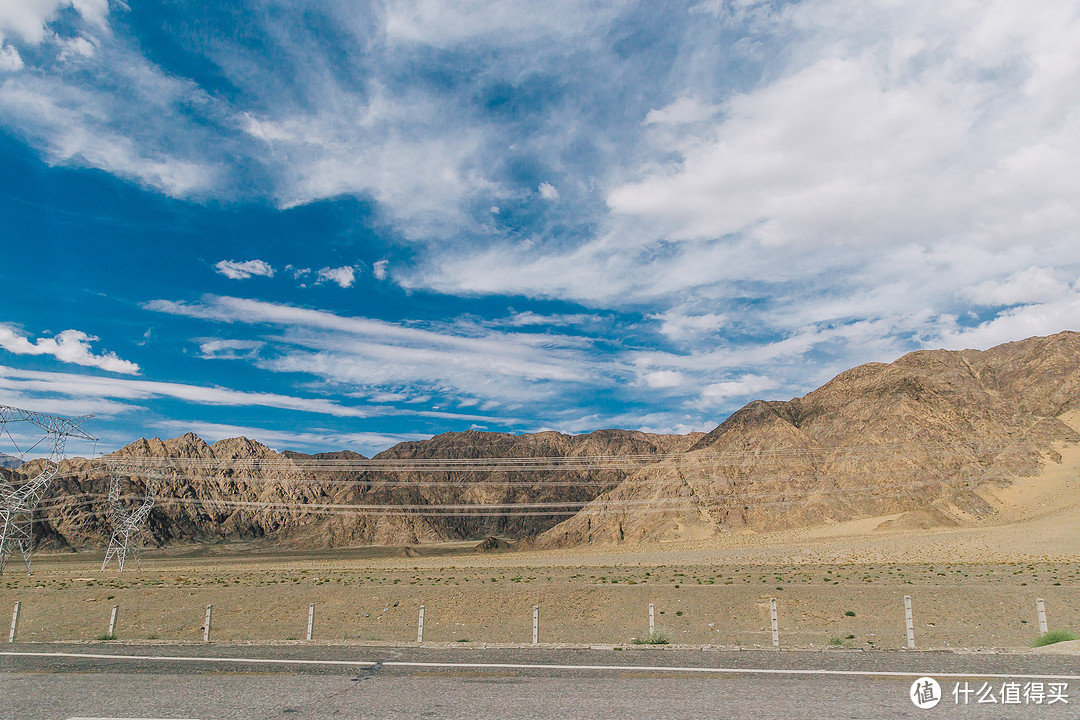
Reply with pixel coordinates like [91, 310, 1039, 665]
[307, 603, 315, 641]
[649, 603, 655, 637]
[532, 605, 539, 645]
[9, 602, 20, 643]
[769, 598, 779, 647]
[904, 595, 915, 649]
[417, 605, 425, 643]
[203, 604, 213, 643]
[108, 605, 118, 638]
[1036, 598, 1048, 635]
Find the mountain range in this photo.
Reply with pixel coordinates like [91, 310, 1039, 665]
[7, 330, 1080, 551]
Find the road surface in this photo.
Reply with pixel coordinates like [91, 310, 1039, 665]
[2, 643, 1076, 719]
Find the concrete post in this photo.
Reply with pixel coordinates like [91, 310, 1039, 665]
[307, 603, 315, 641]
[417, 605, 425, 643]
[8, 602, 19, 643]
[904, 595, 915, 649]
[108, 605, 118, 638]
[203, 604, 213, 643]
[769, 597, 779, 647]
[648, 603, 655, 636]
[532, 605, 539, 645]
[1036, 598, 1048, 634]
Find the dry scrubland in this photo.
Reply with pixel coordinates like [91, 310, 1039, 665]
[5, 525, 1078, 650]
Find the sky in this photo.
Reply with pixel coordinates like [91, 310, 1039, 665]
[1, 0, 1079, 458]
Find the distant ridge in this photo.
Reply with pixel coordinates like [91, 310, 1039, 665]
[27, 428, 696, 549]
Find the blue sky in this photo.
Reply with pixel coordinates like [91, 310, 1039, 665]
[1, 1, 1079, 457]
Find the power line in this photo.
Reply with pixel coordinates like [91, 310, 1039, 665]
[94, 439, 1021, 473]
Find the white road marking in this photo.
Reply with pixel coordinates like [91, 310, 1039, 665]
[3, 650, 1079, 681]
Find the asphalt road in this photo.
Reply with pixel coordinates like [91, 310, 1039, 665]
[1, 643, 1077, 719]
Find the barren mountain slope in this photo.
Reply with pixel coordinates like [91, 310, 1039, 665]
[26, 429, 690, 549]
[536, 331, 1080, 547]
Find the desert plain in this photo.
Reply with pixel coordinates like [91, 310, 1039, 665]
[5, 442, 1078, 652]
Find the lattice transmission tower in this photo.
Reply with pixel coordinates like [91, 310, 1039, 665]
[101, 458, 168, 572]
[0, 405, 96, 574]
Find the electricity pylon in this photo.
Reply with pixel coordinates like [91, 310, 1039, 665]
[0, 405, 96, 574]
[101, 458, 168, 571]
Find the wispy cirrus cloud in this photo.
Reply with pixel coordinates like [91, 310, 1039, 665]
[0, 364, 366, 417]
[0, 1, 221, 197]
[144, 295, 616, 410]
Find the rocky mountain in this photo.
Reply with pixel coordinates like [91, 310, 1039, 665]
[535, 331, 1080, 546]
[0, 451, 22, 469]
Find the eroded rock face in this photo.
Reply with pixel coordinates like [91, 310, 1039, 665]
[535, 331, 1080, 547]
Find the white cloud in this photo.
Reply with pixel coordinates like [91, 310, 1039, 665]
[372, 259, 389, 280]
[538, 182, 559, 200]
[502, 311, 596, 327]
[644, 96, 719, 125]
[692, 374, 778, 408]
[0, 1, 224, 197]
[652, 309, 727, 341]
[612, 0, 1080, 253]
[57, 35, 94, 61]
[0, 1, 95, 46]
[317, 265, 356, 289]
[198, 339, 264, 360]
[0, 44, 22, 71]
[0, 364, 510, 435]
[962, 267, 1071, 307]
[0, 364, 369, 418]
[381, 0, 624, 47]
[214, 259, 275, 280]
[0, 76, 217, 197]
[642, 370, 684, 389]
[937, 293, 1080, 351]
[0, 324, 139, 374]
[238, 94, 491, 237]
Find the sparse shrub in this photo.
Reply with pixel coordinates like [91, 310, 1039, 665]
[828, 637, 843, 646]
[845, 610, 856, 617]
[96, 633, 116, 641]
[1033, 630, 1076, 647]
[633, 630, 671, 645]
